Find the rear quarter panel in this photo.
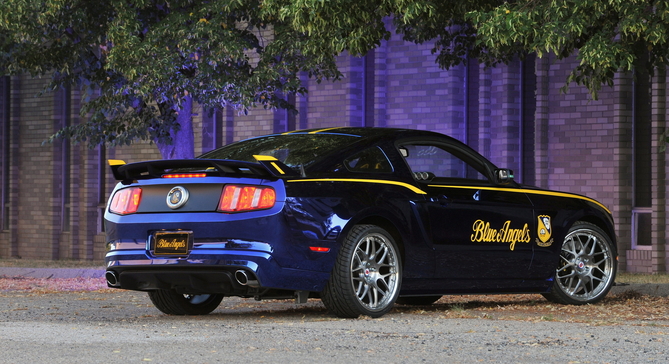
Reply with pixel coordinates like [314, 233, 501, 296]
[283, 179, 435, 279]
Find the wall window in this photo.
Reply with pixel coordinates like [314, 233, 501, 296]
[632, 208, 652, 249]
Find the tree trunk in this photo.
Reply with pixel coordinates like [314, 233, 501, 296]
[156, 96, 195, 160]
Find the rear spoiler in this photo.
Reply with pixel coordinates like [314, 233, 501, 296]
[108, 156, 299, 183]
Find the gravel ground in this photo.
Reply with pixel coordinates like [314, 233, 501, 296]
[1, 288, 668, 364]
[1, 266, 668, 363]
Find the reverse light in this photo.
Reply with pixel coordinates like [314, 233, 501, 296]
[218, 185, 276, 212]
[109, 187, 142, 215]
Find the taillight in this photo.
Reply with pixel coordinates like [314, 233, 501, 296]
[218, 185, 276, 212]
[109, 187, 142, 215]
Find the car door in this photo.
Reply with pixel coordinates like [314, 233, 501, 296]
[399, 142, 535, 285]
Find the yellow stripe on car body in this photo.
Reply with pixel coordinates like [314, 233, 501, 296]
[288, 178, 427, 195]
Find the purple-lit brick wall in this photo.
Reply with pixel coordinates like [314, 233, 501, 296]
[1, 35, 667, 272]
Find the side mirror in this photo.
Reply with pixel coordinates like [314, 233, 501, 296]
[495, 169, 514, 185]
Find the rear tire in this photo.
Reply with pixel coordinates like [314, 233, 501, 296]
[148, 290, 224, 315]
[542, 221, 616, 305]
[322, 224, 402, 318]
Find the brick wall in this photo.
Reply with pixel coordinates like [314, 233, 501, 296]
[1, 38, 667, 272]
[15, 75, 56, 259]
[538, 55, 669, 274]
[0, 75, 174, 261]
[541, 55, 635, 271]
[489, 61, 522, 174]
[626, 249, 653, 273]
[384, 36, 464, 135]
[544, 56, 620, 207]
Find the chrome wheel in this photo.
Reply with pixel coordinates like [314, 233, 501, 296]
[544, 222, 616, 304]
[322, 225, 402, 318]
[350, 232, 400, 312]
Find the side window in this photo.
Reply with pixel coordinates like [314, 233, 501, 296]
[400, 144, 487, 181]
[344, 147, 393, 173]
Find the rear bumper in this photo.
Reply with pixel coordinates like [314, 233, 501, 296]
[104, 196, 340, 296]
[105, 243, 331, 294]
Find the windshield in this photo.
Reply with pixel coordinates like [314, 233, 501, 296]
[199, 133, 360, 168]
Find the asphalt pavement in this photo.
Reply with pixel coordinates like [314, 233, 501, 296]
[1, 289, 667, 364]
[1, 266, 668, 297]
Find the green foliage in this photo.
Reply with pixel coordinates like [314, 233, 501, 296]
[261, 0, 501, 68]
[0, 0, 342, 149]
[391, 1, 502, 69]
[2, 0, 665, 150]
[468, 0, 669, 99]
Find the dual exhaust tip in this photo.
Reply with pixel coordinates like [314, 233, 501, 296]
[105, 269, 259, 288]
[234, 270, 259, 288]
[105, 271, 120, 287]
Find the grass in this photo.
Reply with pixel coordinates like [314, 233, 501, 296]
[0, 258, 104, 269]
[616, 272, 669, 284]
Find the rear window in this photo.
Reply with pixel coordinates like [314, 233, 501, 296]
[199, 134, 359, 168]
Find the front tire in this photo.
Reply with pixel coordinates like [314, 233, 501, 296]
[148, 290, 224, 315]
[322, 225, 402, 318]
[543, 221, 617, 305]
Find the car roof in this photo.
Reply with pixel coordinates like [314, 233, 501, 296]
[278, 127, 446, 139]
[271, 127, 495, 173]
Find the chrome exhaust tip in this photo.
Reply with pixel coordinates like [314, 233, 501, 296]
[235, 270, 259, 288]
[105, 271, 120, 287]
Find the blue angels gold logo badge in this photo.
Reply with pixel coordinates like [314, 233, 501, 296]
[536, 215, 553, 247]
[166, 186, 189, 210]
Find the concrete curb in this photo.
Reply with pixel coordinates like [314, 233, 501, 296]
[0, 267, 105, 279]
[610, 282, 669, 297]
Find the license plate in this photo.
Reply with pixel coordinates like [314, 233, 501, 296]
[153, 231, 192, 255]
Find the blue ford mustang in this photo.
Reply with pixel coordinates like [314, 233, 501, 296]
[104, 127, 617, 318]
